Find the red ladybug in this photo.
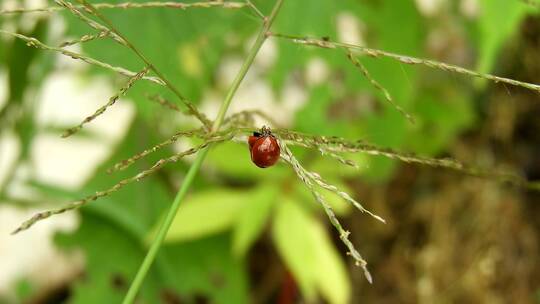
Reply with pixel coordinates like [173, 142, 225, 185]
[248, 126, 280, 168]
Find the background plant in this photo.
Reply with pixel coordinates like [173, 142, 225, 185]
[1, 0, 539, 303]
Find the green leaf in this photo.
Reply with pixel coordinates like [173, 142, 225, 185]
[232, 184, 277, 257]
[57, 214, 249, 303]
[311, 218, 351, 304]
[272, 198, 318, 301]
[477, 0, 527, 75]
[5, 20, 50, 160]
[162, 236, 250, 304]
[294, 85, 335, 134]
[153, 188, 252, 244]
[14, 279, 34, 302]
[408, 89, 475, 155]
[268, 0, 338, 91]
[56, 214, 163, 303]
[362, 110, 408, 182]
[272, 198, 351, 304]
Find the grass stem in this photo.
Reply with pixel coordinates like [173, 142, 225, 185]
[121, 1, 284, 303]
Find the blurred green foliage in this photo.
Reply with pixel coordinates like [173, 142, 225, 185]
[1, 0, 534, 303]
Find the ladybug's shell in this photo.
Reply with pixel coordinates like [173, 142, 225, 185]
[248, 135, 259, 150]
[250, 136, 280, 168]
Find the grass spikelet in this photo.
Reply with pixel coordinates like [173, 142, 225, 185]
[148, 95, 212, 129]
[279, 139, 375, 283]
[1, 1, 247, 15]
[224, 110, 280, 128]
[0, 30, 165, 85]
[62, 67, 150, 138]
[346, 50, 415, 124]
[317, 147, 359, 169]
[59, 30, 110, 47]
[107, 128, 206, 173]
[75, 0, 212, 130]
[11, 135, 232, 235]
[148, 94, 185, 113]
[54, 0, 126, 46]
[306, 170, 385, 223]
[276, 129, 538, 190]
[271, 33, 540, 94]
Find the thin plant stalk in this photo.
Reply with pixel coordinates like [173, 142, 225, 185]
[0, 30, 164, 85]
[121, 1, 284, 303]
[77, 0, 212, 129]
[0, 1, 247, 14]
[270, 33, 540, 94]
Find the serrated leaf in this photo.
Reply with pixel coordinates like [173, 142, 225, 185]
[232, 184, 277, 257]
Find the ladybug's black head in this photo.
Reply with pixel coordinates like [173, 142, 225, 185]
[260, 125, 272, 136]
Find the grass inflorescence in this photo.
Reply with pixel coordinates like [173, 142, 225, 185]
[4, 0, 540, 300]
[0, 1, 248, 14]
[62, 66, 150, 138]
[270, 33, 540, 94]
[0, 30, 165, 85]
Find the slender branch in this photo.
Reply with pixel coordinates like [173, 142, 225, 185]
[62, 67, 150, 138]
[148, 95, 212, 126]
[76, 0, 211, 129]
[55, 0, 126, 46]
[317, 147, 359, 169]
[10, 136, 231, 235]
[223, 109, 281, 128]
[59, 30, 110, 47]
[305, 166, 385, 223]
[280, 140, 374, 283]
[276, 129, 539, 190]
[246, 0, 265, 20]
[148, 94, 185, 113]
[270, 33, 540, 94]
[346, 50, 415, 123]
[107, 128, 208, 173]
[0, 1, 247, 14]
[0, 30, 165, 85]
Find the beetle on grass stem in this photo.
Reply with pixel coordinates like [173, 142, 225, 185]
[248, 126, 280, 168]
